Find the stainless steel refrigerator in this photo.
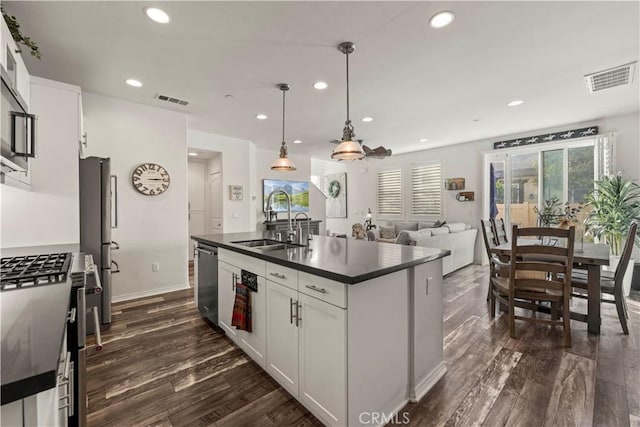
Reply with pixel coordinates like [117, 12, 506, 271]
[79, 156, 119, 333]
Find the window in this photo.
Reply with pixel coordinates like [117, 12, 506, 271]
[377, 169, 402, 217]
[411, 164, 442, 217]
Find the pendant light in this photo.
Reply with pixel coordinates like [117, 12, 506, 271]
[271, 83, 297, 171]
[331, 42, 365, 161]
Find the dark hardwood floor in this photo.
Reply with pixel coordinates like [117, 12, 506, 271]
[87, 265, 640, 426]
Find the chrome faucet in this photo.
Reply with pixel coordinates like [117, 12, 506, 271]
[265, 190, 294, 242]
[294, 212, 313, 248]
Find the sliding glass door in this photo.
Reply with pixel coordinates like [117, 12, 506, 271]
[484, 139, 596, 237]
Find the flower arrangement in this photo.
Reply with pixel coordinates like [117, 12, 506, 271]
[534, 197, 583, 229]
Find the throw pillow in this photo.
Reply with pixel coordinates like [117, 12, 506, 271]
[394, 231, 414, 245]
[379, 226, 397, 240]
[418, 221, 437, 229]
[430, 227, 450, 236]
[446, 222, 466, 233]
[394, 222, 418, 234]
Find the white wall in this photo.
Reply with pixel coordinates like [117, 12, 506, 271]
[255, 148, 325, 233]
[83, 92, 188, 301]
[188, 129, 256, 233]
[1, 77, 80, 248]
[346, 112, 640, 263]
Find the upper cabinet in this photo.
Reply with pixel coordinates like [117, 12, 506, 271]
[1, 13, 31, 111]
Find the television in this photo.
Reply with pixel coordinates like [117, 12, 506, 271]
[263, 179, 309, 213]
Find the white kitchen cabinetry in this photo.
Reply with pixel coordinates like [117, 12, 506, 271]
[238, 275, 266, 369]
[298, 292, 347, 426]
[1, 16, 30, 110]
[265, 280, 300, 397]
[217, 251, 267, 368]
[217, 260, 240, 344]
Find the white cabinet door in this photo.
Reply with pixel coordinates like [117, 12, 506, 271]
[15, 56, 29, 110]
[266, 280, 299, 397]
[238, 276, 266, 369]
[218, 261, 240, 344]
[298, 294, 347, 426]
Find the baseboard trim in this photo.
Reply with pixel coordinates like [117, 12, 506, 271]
[112, 283, 190, 303]
[410, 362, 447, 402]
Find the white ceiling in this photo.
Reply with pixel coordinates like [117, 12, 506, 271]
[7, 1, 639, 159]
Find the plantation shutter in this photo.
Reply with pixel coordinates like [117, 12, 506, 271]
[377, 169, 402, 216]
[411, 164, 442, 216]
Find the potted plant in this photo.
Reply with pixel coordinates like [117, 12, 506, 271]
[584, 173, 640, 295]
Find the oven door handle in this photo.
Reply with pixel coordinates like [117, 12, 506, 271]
[93, 268, 103, 293]
[89, 306, 103, 351]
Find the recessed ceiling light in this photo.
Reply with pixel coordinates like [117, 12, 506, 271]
[125, 78, 143, 87]
[313, 81, 328, 90]
[419, 138, 428, 142]
[429, 11, 455, 28]
[188, 152, 198, 156]
[507, 100, 524, 107]
[362, 117, 374, 122]
[225, 94, 233, 99]
[256, 114, 268, 120]
[473, 118, 480, 122]
[144, 7, 170, 24]
[293, 140, 302, 144]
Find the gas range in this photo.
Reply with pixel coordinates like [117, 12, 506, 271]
[0, 253, 72, 290]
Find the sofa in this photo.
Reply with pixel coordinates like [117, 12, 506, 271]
[367, 221, 477, 275]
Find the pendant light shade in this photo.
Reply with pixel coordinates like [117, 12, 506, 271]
[331, 42, 365, 161]
[271, 83, 296, 171]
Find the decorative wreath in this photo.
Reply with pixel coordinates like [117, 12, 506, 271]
[328, 180, 341, 198]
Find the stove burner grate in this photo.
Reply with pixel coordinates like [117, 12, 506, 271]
[0, 253, 72, 290]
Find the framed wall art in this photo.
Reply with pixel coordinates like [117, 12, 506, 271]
[325, 172, 347, 218]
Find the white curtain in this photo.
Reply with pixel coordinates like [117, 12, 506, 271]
[594, 133, 616, 179]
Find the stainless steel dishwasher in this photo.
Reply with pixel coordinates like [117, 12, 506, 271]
[195, 243, 218, 325]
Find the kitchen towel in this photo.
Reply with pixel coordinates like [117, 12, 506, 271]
[231, 270, 257, 332]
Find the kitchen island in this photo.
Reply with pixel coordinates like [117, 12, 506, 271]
[191, 232, 449, 427]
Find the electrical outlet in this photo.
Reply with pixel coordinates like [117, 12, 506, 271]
[152, 262, 160, 272]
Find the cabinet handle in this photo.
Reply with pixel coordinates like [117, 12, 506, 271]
[270, 272, 286, 280]
[67, 308, 76, 323]
[289, 298, 295, 324]
[305, 285, 327, 294]
[296, 302, 302, 327]
[232, 273, 236, 291]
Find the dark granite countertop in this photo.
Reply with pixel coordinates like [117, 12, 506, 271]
[1, 243, 80, 404]
[191, 232, 449, 284]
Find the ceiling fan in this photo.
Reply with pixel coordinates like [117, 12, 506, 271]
[329, 139, 392, 160]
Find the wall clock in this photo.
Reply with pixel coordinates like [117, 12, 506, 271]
[131, 163, 170, 196]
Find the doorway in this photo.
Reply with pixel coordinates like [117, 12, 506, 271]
[187, 149, 223, 270]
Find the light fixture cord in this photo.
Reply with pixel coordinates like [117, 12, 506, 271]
[282, 88, 286, 144]
[345, 48, 350, 123]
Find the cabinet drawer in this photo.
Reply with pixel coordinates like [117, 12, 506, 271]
[266, 262, 298, 290]
[299, 272, 347, 308]
[219, 248, 266, 277]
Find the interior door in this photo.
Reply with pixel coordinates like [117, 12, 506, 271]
[188, 162, 207, 260]
[209, 172, 223, 234]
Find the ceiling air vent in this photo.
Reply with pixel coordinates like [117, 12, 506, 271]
[584, 61, 636, 93]
[155, 93, 189, 106]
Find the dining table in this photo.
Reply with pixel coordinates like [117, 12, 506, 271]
[492, 240, 610, 335]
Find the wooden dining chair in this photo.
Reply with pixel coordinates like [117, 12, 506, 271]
[491, 225, 575, 347]
[491, 218, 509, 244]
[570, 221, 637, 335]
[481, 220, 508, 301]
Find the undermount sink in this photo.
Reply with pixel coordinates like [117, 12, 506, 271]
[232, 239, 304, 250]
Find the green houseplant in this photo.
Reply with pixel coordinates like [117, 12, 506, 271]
[584, 174, 640, 255]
